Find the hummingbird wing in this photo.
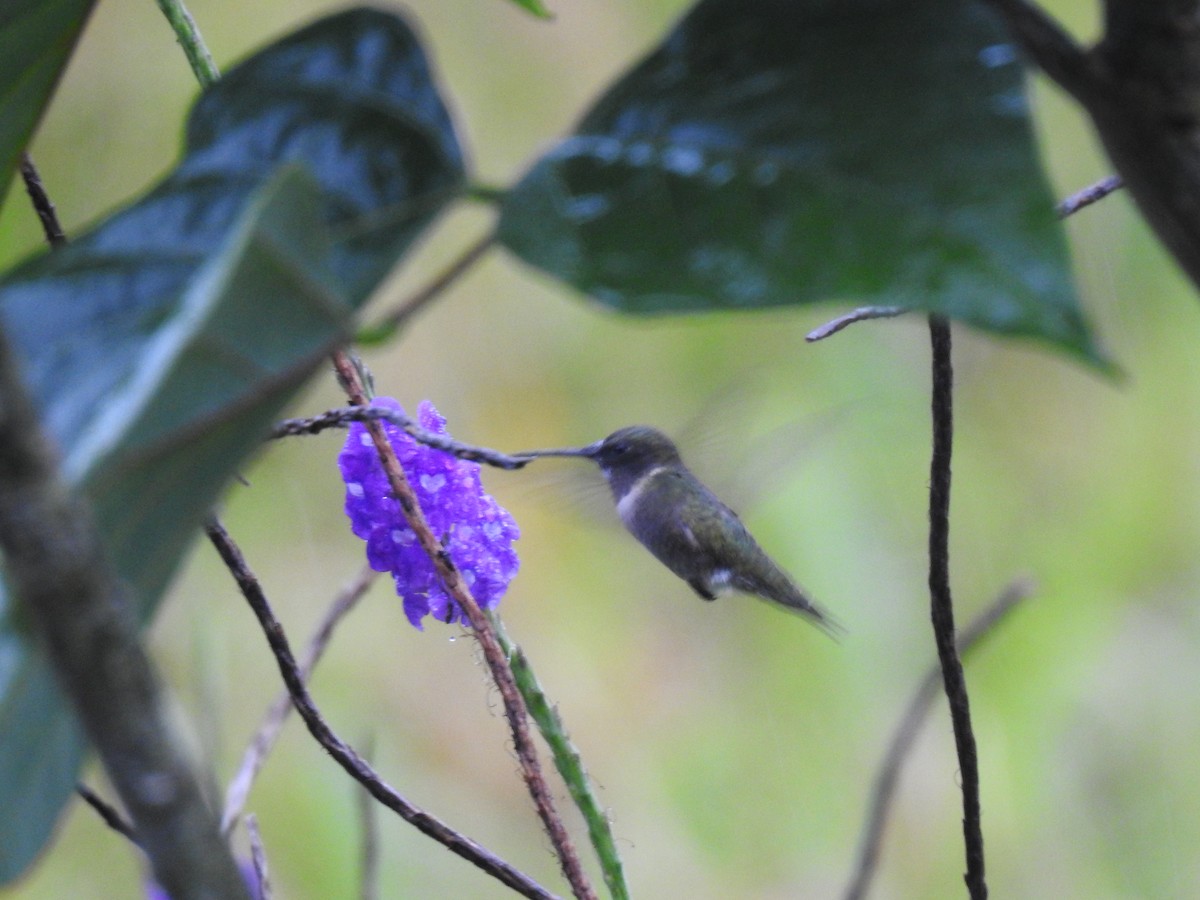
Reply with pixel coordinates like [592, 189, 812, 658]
[674, 473, 843, 636]
[622, 468, 841, 635]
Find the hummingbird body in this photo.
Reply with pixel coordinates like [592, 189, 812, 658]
[553, 425, 838, 634]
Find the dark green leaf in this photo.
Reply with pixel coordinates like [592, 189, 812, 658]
[498, 0, 1096, 359]
[0, 0, 97, 206]
[0, 8, 464, 881]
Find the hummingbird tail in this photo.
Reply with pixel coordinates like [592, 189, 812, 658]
[778, 590, 845, 638]
[744, 569, 844, 637]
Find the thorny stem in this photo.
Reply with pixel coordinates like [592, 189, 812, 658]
[204, 518, 559, 900]
[927, 315, 987, 899]
[490, 612, 631, 900]
[331, 351, 597, 900]
[154, 0, 220, 87]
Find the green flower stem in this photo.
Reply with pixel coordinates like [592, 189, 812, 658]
[488, 612, 630, 900]
[154, 0, 220, 87]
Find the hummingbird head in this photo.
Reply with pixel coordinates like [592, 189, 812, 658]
[583, 426, 683, 498]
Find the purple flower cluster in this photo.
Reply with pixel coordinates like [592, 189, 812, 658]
[338, 398, 520, 629]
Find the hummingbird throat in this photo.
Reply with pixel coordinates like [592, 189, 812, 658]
[613, 465, 671, 526]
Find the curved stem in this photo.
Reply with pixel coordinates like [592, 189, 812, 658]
[205, 519, 559, 900]
[927, 315, 987, 899]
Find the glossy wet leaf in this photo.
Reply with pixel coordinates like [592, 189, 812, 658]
[498, 0, 1095, 360]
[0, 0, 97, 205]
[0, 8, 464, 881]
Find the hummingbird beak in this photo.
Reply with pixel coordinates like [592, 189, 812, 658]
[512, 441, 601, 460]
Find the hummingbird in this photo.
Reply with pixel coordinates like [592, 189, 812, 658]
[529, 426, 839, 635]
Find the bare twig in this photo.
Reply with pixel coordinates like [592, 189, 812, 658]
[245, 814, 272, 900]
[1057, 175, 1123, 218]
[270, 406, 533, 470]
[926, 315, 986, 899]
[844, 579, 1033, 900]
[18, 154, 66, 247]
[806, 306, 905, 342]
[77, 783, 140, 846]
[330, 351, 596, 900]
[204, 518, 559, 900]
[357, 232, 496, 342]
[806, 168, 1125, 344]
[222, 565, 377, 834]
[977, 0, 1095, 102]
[358, 738, 381, 900]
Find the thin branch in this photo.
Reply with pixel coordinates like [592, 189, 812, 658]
[806, 306, 905, 343]
[203, 518, 559, 900]
[844, 579, 1034, 900]
[154, 0, 220, 87]
[18, 154, 66, 247]
[270, 406, 533, 470]
[978, 0, 1096, 103]
[926, 315, 987, 899]
[77, 783, 140, 847]
[357, 232, 496, 343]
[489, 612, 630, 900]
[330, 351, 596, 900]
[358, 737, 381, 900]
[0, 330, 250, 899]
[803, 169, 1122, 345]
[1057, 175, 1124, 218]
[222, 565, 377, 834]
[245, 814, 272, 900]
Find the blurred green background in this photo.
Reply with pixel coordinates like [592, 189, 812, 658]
[6, 1, 1200, 897]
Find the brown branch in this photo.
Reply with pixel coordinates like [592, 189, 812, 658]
[977, 0, 1096, 102]
[221, 565, 377, 834]
[0, 329, 250, 899]
[329, 350, 596, 900]
[844, 579, 1033, 900]
[204, 518, 559, 900]
[926, 315, 987, 899]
